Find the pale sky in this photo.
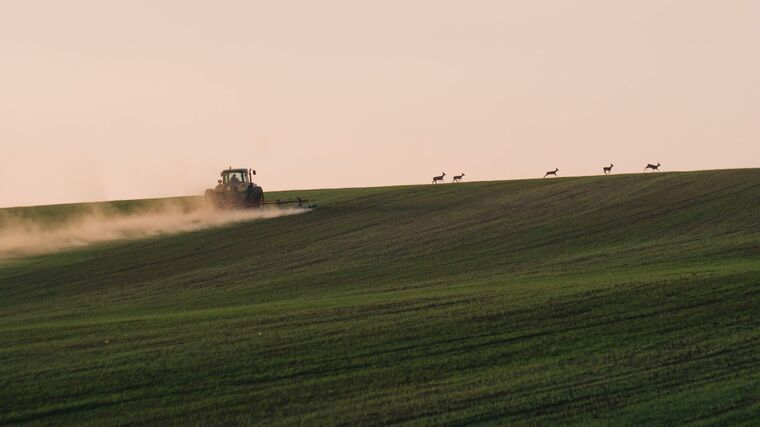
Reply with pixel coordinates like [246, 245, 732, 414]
[1, 0, 759, 207]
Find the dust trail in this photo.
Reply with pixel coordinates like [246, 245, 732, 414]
[0, 199, 308, 260]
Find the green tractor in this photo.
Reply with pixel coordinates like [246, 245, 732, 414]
[204, 168, 310, 209]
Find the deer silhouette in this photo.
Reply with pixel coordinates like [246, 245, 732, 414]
[543, 168, 559, 178]
[603, 163, 614, 175]
[432, 172, 446, 184]
[644, 162, 661, 172]
[453, 173, 465, 182]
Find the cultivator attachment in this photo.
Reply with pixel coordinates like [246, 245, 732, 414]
[262, 197, 314, 208]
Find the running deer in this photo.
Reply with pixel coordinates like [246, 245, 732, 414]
[453, 173, 465, 182]
[644, 162, 661, 172]
[603, 163, 614, 175]
[432, 172, 446, 184]
[543, 168, 559, 178]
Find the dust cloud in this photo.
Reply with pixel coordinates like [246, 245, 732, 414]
[0, 199, 308, 260]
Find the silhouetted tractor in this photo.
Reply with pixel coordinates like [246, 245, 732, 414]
[204, 168, 311, 209]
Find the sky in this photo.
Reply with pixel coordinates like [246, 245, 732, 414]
[1, 0, 759, 207]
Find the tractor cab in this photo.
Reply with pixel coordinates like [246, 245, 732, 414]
[220, 168, 255, 185]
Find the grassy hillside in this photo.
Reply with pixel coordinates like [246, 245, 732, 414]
[1, 169, 759, 425]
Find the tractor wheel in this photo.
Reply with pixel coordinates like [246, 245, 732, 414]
[246, 186, 264, 204]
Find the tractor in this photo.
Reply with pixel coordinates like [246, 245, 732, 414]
[204, 167, 311, 209]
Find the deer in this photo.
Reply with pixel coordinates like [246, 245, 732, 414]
[432, 172, 446, 184]
[644, 162, 661, 172]
[603, 163, 614, 175]
[543, 168, 559, 178]
[453, 173, 465, 182]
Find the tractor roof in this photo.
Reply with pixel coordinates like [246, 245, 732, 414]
[222, 168, 249, 174]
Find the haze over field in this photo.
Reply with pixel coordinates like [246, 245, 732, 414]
[1, 0, 759, 208]
[0, 200, 308, 259]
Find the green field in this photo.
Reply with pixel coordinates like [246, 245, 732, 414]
[1, 169, 759, 425]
